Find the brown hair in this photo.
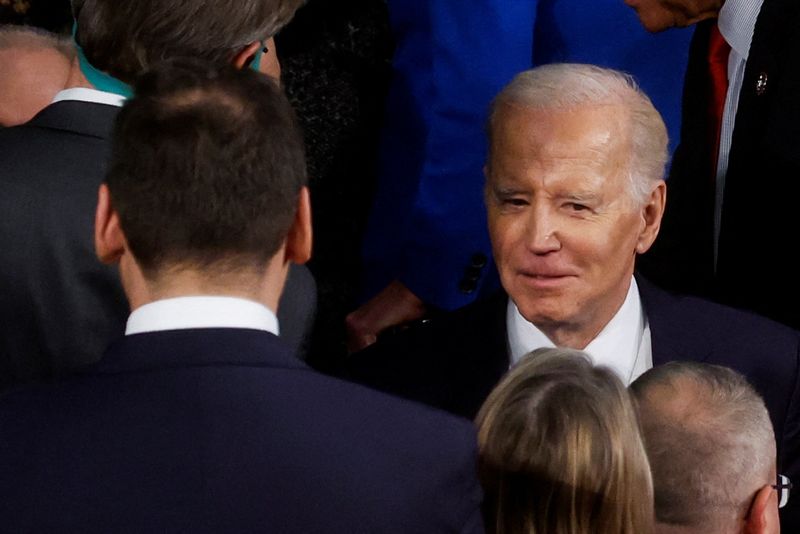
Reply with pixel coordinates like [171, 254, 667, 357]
[476, 348, 654, 534]
[71, 0, 305, 83]
[107, 59, 306, 278]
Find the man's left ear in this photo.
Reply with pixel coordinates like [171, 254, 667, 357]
[232, 41, 262, 70]
[94, 183, 126, 265]
[744, 484, 780, 534]
[284, 186, 312, 265]
[635, 180, 666, 254]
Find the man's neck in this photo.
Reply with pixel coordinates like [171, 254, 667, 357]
[64, 56, 92, 90]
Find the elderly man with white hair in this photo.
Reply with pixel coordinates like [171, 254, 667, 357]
[345, 63, 800, 529]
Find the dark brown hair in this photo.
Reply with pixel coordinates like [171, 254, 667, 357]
[106, 59, 307, 278]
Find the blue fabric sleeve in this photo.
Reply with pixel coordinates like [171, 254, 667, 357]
[361, 0, 537, 309]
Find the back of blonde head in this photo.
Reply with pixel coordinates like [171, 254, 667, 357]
[476, 348, 654, 534]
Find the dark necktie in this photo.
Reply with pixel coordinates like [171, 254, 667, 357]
[708, 23, 731, 176]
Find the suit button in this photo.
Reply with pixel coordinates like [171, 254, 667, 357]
[471, 253, 488, 269]
[464, 268, 481, 282]
[459, 279, 477, 294]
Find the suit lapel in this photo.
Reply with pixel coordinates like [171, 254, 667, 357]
[636, 275, 714, 365]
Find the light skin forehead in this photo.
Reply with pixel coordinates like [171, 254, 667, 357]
[488, 101, 634, 204]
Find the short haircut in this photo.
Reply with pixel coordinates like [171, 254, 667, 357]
[0, 24, 73, 57]
[487, 63, 668, 205]
[106, 59, 307, 279]
[71, 0, 305, 83]
[630, 362, 776, 533]
[477, 348, 654, 534]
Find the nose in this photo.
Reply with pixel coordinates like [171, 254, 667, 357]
[526, 206, 560, 254]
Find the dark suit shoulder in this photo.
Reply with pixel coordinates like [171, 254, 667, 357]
[0, 333, 483, 533]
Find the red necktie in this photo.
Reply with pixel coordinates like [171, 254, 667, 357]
[708, 23, 731, 176]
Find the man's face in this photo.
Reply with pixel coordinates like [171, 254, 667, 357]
[624, 0, 722, 33]
[486, 103, 660, 340]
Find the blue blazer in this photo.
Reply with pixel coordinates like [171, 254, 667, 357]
[0, 329, 484, 533]
[345, 277, 800, 529]
[360, 0, 693, 310]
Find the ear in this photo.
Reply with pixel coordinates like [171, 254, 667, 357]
[259, 37, 281, 81]
[635, 180, 666, 255]
[94, 184, 126, 265]
[232, 41, 262, 70]
[284, 186, 312, 265]
[744, 484, 779, 534]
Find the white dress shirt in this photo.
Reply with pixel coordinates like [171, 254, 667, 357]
[714, 0, 764, 265]
[51, 87, 126, 108]
[126, 296, 280, 336]
[507, 277, 652, 385]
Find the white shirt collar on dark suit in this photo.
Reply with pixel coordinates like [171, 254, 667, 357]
[506, 277, 652, 385]
[51, 87, 126, 108]
[126, 296, 280, 336]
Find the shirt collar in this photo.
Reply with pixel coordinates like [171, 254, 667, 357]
[507, 277, 645, 381]
[51, 87, 126, 108]
[718, 0, 764, 60]
[125, 296, 280, 336]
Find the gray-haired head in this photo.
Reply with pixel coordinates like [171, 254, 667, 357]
[0, 25, 74, 57]
[487, 63, 668, 205]
[630, 362, 776, 533]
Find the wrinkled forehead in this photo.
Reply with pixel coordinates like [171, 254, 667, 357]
[487, 103, 633, 188]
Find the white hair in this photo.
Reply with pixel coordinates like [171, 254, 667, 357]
[488, 63, 668, 206]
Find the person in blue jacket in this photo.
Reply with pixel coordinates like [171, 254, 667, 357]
[347, 0, 693, 350]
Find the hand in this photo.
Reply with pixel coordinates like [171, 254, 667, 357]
[345, 280, 427, 353]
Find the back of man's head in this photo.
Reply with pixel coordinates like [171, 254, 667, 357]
[631, 362, 779, 534]
[0, 25, 74, 126]
[71, 0, 304, 83]
[105, 59, 307, 281]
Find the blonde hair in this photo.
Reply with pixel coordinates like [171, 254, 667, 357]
[476, 348, 654, 534]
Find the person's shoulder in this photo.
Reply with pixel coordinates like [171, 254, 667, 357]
[304, 364, 477, 437]
[641, 277, 800, 355]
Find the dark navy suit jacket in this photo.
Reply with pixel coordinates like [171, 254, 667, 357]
[0, 328, 484, 533]
[346, 278, 800, 529]
[0, 101, 316, 391]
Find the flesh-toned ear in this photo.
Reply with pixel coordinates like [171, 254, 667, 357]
[635, 180, 666, 255]
[745, 484, 780, 534]
[285, 186, 312, 265]
[94, 184, 126, 265]
[232, 41, 262, 70]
